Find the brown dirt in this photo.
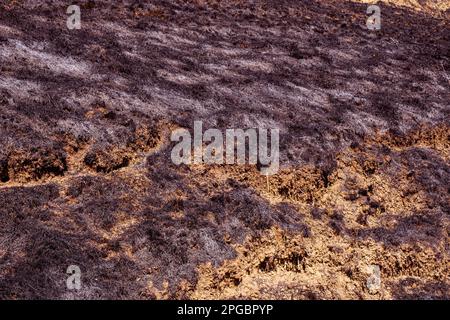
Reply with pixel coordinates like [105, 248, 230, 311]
[354, 0, 450, 15]
[0, 0, 448, 299]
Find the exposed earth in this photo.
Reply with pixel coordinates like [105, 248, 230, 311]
[0, 0, 448, 299]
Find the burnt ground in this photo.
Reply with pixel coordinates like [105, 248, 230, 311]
[0, 0, 448, 299]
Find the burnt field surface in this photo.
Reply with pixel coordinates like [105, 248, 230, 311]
[0, 0, 449, 299]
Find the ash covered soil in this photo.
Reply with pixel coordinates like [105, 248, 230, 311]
[0, 0, 449, 299]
